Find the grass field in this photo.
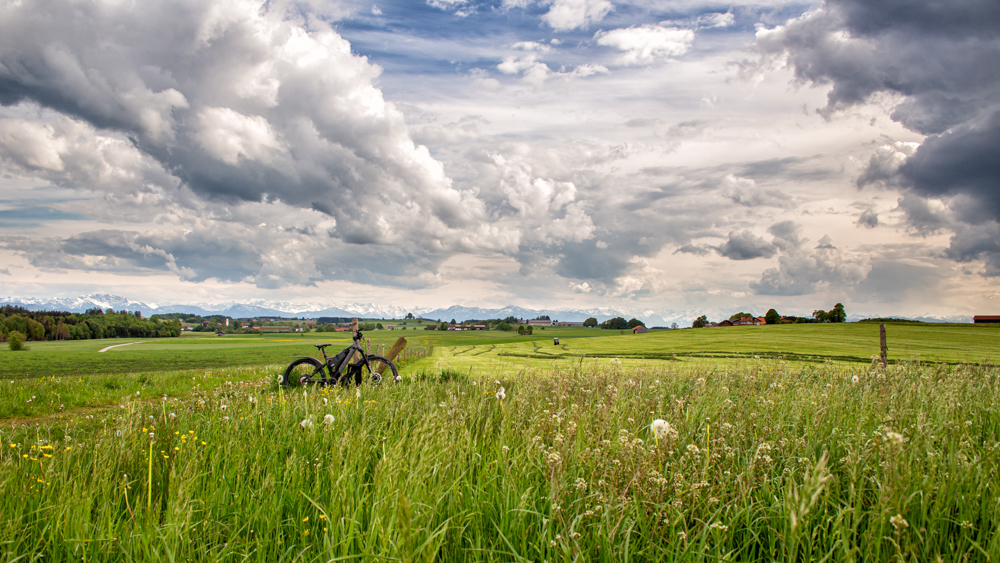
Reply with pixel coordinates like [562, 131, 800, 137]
[2, 360, 998, 561]
[2, 324, 999, 561]
[3, 323, 998, 381]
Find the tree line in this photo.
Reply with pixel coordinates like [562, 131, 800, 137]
[0, 306, 181, 342]
[692, 303, 847, 328]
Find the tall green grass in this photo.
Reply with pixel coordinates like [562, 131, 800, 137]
[1, 359, 998, 561]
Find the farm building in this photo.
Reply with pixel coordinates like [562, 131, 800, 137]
[632, 326, 648, 334]
[974, 315, 1000, 324]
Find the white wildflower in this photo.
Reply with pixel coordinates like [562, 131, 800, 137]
[496, 386, 506, 401]
[356, 387, 361, 399]
[300, 418, 313, 430]
[885, 431, 906, 445]
[323, 414, 335, 425]
[220, 404, 227, 411]
[852, 375, 860, 384]
[890, 514, 909, 530]
[322, 397, 328, 405]
[650, 419, 671, 439]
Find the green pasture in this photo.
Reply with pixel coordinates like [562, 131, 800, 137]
[412, 322, 1000, 374]
[4, 323, 998, 382]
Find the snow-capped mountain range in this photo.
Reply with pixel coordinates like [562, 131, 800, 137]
[0, 294, 973, 326]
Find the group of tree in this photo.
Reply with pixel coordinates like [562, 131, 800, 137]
[692, 303, 847, 328]
[0, 306, 181, 344]
[599, 317, 645, 330]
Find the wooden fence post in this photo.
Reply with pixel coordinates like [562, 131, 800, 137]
[879, 323, 888, 369]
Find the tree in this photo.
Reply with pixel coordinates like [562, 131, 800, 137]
[497, 322, 512, 332]
[517, 325, 525, 335]
[729, 312, 754, 321]
[765, 309, 780, 325]
[828, 303, 846, 323]
[600, 317, 628, 330]
[525, 325, 533, 335]
[439, 322, 448, 331]
[671, 322, 678, 329]
[626, 318, 644, 329]
[583, 317, 598, 327]
[692, 315, 708, 328]
[450, 319, 457, 325]
[813, 309, 828, 323]
[405, 312, 414, 319]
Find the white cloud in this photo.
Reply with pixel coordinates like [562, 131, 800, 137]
[196, 107, 284, 165]
[595, 25, 695, 65]
[542, 0, 614, 32]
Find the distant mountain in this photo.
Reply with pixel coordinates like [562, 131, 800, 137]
[0, 294, 973, 326]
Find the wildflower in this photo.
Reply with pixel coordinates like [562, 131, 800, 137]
[574, 478, 588, 491]
[650, 419, 671, 439]
[356, 387, 361, 399]
[319, 515, 327, 520]
[323, 414, 335, 425]
[890, 514, 909, 530]
[884, 431, 906, 446]
[277, 374, 284, 384]
[302, 516, 309, 522]
[220, 404, 227, 411]
[300, 418, 313, 430]
[168, 412, 177, 419]
[394, 375, 401, 382]
[322, 397, 328, 405]
[249, 396, 257, 404]
[496, 386, 506, 401]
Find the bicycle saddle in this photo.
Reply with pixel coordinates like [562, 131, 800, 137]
[315, 343, 332, 349]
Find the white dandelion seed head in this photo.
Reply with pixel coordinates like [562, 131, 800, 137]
[650, 419, 671, 438]
[496, 387, 506, 401]
[220, 404, 227, 411]
[300, 418, 313, 430]
[356, 388, 362, 399]
[322, 397, 328, 405]
[852, 375, 860, 384]
[323, 414, 335, 425]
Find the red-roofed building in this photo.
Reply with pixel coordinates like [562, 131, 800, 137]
[974, 315, 1000, 324]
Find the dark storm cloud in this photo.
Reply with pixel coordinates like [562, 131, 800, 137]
[754, 0, 1000, 276]
[714, 230, 776, 260]
[945, 223, 1000, 277]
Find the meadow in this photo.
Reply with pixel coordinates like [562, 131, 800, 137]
[1, 324, 999, 561]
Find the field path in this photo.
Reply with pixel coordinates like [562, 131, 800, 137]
[97, 341, 146, 353]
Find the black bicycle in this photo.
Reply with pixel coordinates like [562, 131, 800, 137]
[280, 331, 399, 387]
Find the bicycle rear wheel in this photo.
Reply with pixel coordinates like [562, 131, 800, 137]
[281, 357, 326, 387]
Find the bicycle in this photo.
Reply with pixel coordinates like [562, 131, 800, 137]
[280, 330, 399, 387]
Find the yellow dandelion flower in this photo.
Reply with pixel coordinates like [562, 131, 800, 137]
[201, 441, 206, 446]
[319, 515, 327, 520]
[188, 430, 194, 434]
[303, 530, 309, 537]
[302, 516, 309, 522]
[174, 447, 180, 451]
[43, 454, 52, 458]
[9, 444, 15, 448]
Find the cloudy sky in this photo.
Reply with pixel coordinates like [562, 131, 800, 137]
[1, 0, 998, 320]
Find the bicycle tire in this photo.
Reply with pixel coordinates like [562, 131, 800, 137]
[363, 355, 399, 386]
[281, 357, 326, 387]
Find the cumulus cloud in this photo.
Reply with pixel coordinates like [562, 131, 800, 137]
[856, 208, 878, 228]
[750, 224, 867, 296]
[595, 25, 694, 66]
[0, 0, 490, 252]
[542, 0, 614, 32]
[714, 230, 776, 260]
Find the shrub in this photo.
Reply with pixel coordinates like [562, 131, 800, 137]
[8, 331, 26, 351]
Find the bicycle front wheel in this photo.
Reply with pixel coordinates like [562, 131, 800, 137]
[364, 355, 399, 385]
